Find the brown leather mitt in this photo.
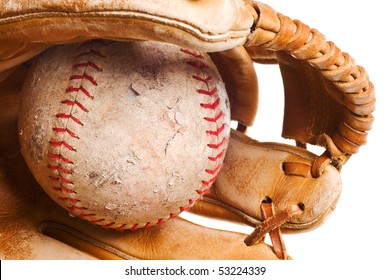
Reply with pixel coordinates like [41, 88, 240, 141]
[0, 0, 375, 260]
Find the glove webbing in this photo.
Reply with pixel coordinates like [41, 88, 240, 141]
[246, 3, 375, 165]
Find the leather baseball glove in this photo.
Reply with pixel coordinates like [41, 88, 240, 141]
[0, 0, 375, 260]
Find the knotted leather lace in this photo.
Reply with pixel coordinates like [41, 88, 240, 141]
[244, 197, 304, 260]
[202, 195, 304, 260]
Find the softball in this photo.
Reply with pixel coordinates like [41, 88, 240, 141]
[18, 40, 230, 230]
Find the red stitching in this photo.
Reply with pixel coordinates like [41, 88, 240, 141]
[144, 222, 152, 229]
[116, 224, 128, 231]
[48, 40, 106, 228]
[61, 99, 89, 112]
[53, 186, 74, 194]
[49, 140, 76, 151]
[197, 87, 217, 96]
[201, 174, 219, 186]
[69, 74, 98, 86]
[156, 219, 165, 225]
[205, 164, 222, 175]
[197, 188, 211, 195]
[48, 164, 72, 174]
[204, 111, 223, 123]
[101, 222, 115, 229]
[69, 207, 88, 213]
[206, 124, 226, 137]
[56, 113, 84, 126]
[48, 153, 74, 164]
[66, 86, 94, 99]
[193, 75, 212, 83]
[52, 127, 79, 139]
[180, 49, 204, 59]
[200, 98, 220, 110]
[50, 174, 74, 185]
[179, 206, 192, 212]
[208, 150, 225, 162]
[90, 219, 105, 225]
[130, 224, 139, 231]
[207, 138, 226, 149]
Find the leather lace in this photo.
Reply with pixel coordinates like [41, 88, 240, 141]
[244, 197, 304, 260]
[202, 196, 304, 259]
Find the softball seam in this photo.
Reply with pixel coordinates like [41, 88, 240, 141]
[47, 40, 120, 229]
[182, 49, 227, 196]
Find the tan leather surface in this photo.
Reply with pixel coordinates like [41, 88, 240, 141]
[0, 0, 253, 74]
[245, 46, 278, 64]
[277, 51, 344, 146]
[192, 129, 342, 232]
[0, 0, 251, 37]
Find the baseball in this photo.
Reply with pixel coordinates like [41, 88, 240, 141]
[18, 40, 230, 230]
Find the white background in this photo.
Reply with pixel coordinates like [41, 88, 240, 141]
[184, 0, 389, 278]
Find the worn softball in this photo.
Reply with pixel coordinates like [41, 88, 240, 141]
[18, 40, 230, 230]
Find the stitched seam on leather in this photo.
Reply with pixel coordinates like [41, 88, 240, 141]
[47, 40, 109, 227]
[149, 49, 227, 217]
